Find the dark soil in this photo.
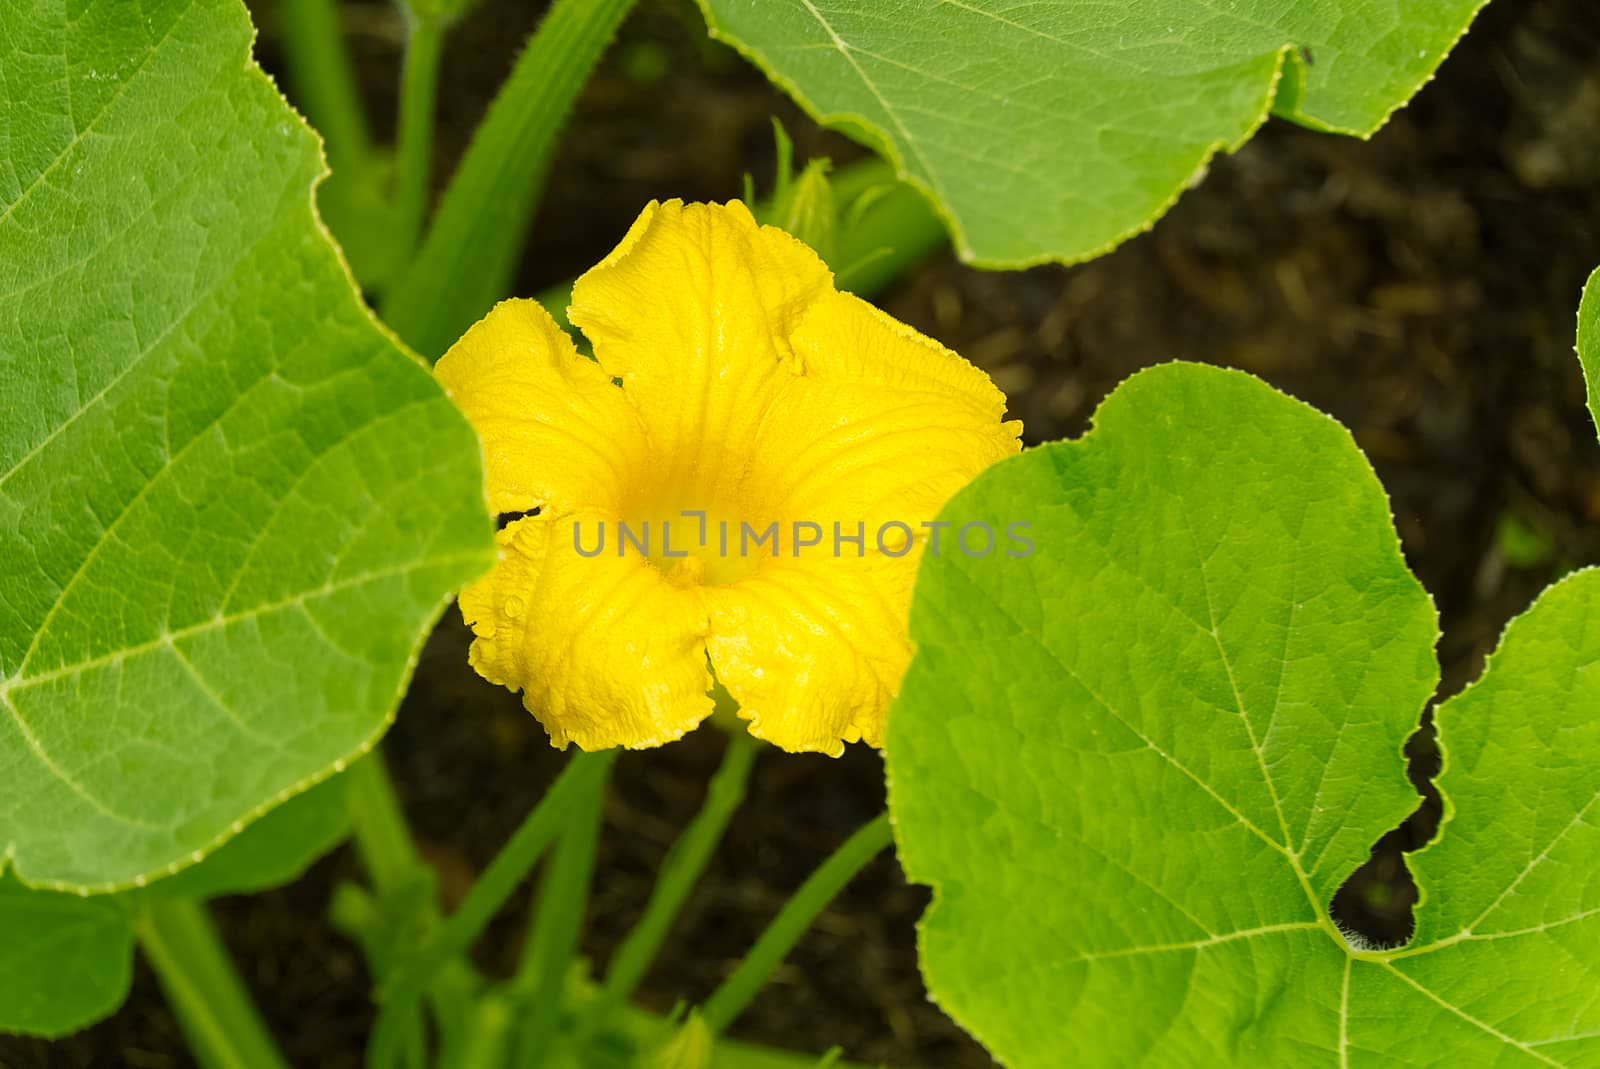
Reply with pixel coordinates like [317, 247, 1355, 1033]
[9, 0, 1600, 1066]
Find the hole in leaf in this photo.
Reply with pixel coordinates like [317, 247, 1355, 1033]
[1328, 708, 1444, 948]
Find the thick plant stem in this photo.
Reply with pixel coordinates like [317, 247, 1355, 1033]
[392, 14, 446, 266]
[699, 813, 893, 1035]
[382, 0, 639, 358]
[510, 749, 616, 1068]
[600, 733, 760, 1012]
[367, 750, 614, 1069]
[278, 0, 374, 168]
[137, 898, 292, 1069]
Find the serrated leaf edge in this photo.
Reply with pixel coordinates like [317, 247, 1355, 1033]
[696, 1, 1490, 268]
[0, 0, 493, 897]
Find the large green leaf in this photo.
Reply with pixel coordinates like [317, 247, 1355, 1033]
[697, 0, 1488, 267]
[0, 0, 492, 893]
[887, 362, 1600, 1066]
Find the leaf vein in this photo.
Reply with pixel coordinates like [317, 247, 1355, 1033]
[0, 691, 164, 832]
[793, 0, 947, 199]
[1465, 790, 1600, 935]
[3, 552, 483, 694]
[1381, 963, 1564, 1067]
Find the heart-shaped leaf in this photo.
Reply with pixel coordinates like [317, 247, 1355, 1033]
[888, 362, 1600, 1066]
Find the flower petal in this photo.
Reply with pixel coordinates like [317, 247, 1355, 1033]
[434, 299, 649, 515]
[705, 551, 916, 756]
[567, 200, 833, 499]
[767, 290, 1023, 531]
[702, 292, 1022, 754]
[461, 511, 714, 750]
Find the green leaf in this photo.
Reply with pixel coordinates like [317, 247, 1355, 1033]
[1393, 571, 1599, 1064]
[135, 768, 351, 901]
[696, 0, 1488, 267]
[0, 0, 493, 893]
[0, 772, 351, 1037]
[887, 362, 1600, 1066]
[0, 878, 132, 1037]
[1580, 266, 1599, 439]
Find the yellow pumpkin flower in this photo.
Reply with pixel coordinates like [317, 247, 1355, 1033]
[435, 200, 1020, 755]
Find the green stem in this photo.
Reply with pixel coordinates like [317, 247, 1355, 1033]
[446, 993, 515, 1069]
[346, 751, 481, 1067]
[392, 14, 446, 266]
[277, 0, 374, 167]
[381, 0, 639, 358]
[366, 750, 613, 1069]
[600, 733, 759, 1011]
[511, 749, 616, 1068]
[346, 749, 424, 893]
[137, 898, 293, 1069]
[699, 813, 893, 1036]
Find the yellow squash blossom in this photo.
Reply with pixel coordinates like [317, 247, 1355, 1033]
[435, 200, 1020, 755]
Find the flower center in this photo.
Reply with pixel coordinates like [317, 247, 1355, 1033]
[621, 473, 776, 588]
